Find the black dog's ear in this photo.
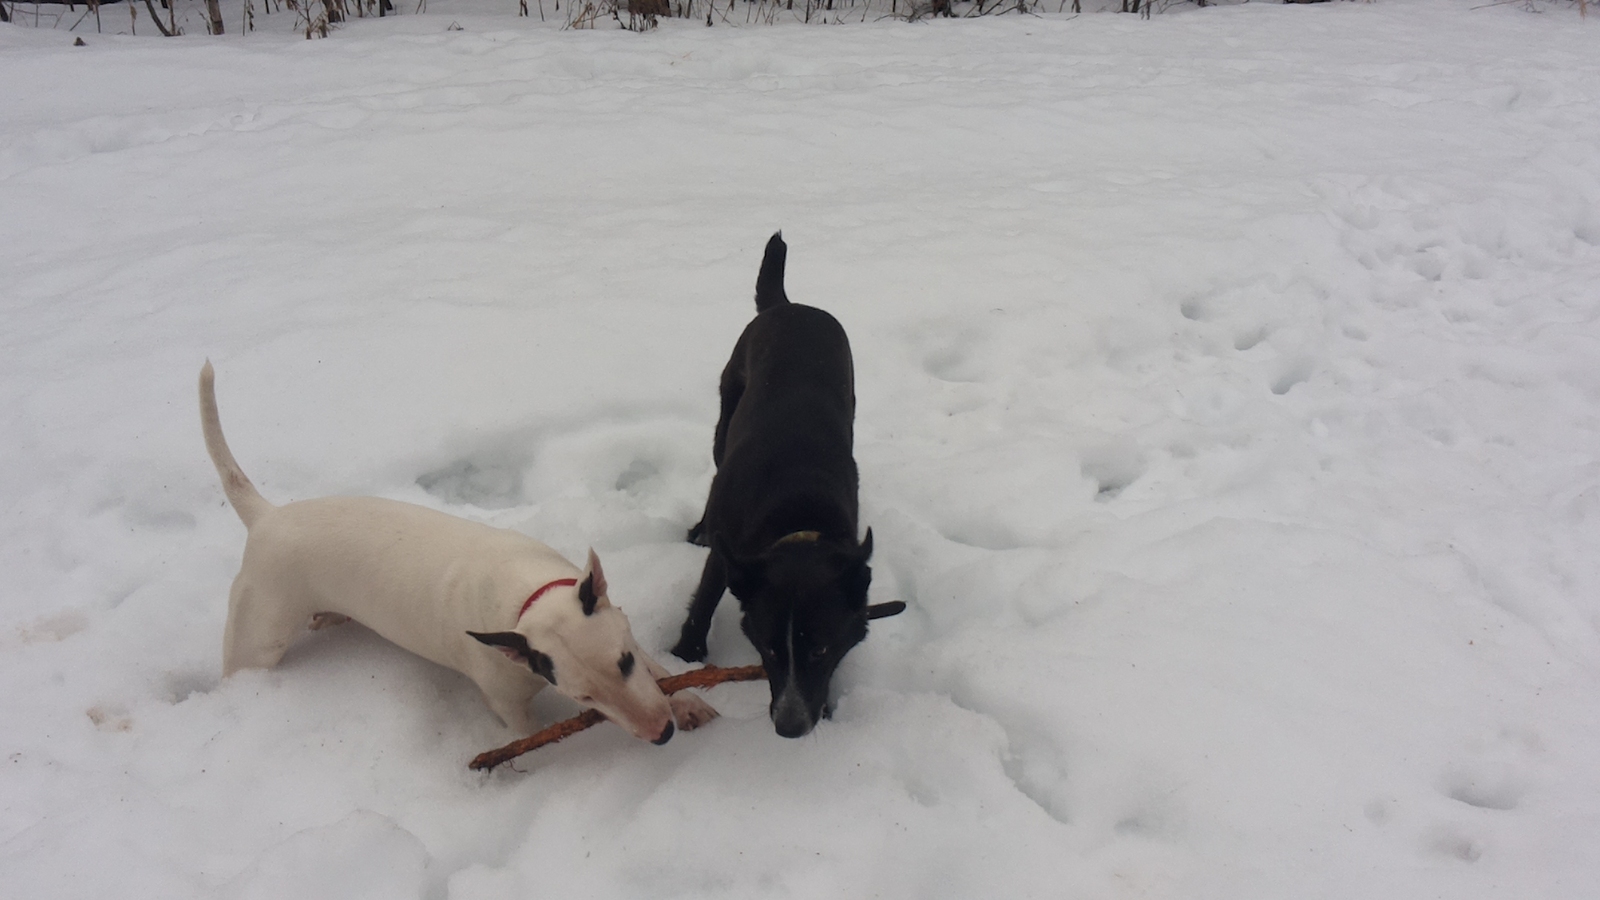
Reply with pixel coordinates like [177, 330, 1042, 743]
[865, 601, 907, 620]
[843, 558, 873, 608]
[468, 631, 558, 685]
[845, 529, 875, 607]
[713, 534, 763, 602]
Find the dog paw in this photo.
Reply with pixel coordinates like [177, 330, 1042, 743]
[670, 693, 719, 731]
[685, 520, 709, 546]
[670, 640, 708, 663]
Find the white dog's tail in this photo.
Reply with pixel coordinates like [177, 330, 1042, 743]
[199, 361, 273, 529]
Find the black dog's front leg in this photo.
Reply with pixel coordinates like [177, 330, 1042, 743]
[671, 549, 728, 662]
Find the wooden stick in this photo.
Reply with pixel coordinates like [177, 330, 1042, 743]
[651, 663, 767, 694]
[469, 664, 766, 772]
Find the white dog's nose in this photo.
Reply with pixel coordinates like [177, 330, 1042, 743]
[651, 721, 675, 745]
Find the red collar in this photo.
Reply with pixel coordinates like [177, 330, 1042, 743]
[518, 578, 577, 620]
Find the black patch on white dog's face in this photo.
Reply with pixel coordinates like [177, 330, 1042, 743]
[467, 630, 558, 685]
[618, 650, 635, 679]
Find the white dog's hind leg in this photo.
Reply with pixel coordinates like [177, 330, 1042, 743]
[221, 581, 306, 676]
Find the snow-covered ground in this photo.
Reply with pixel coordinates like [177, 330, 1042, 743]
[4, 1, 1599, 897]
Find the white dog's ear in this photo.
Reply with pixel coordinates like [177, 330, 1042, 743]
[468, 631, 558, 684]
[578, 549, 609, 616]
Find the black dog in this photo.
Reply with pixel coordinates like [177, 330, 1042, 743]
[671, 232, 905, 738]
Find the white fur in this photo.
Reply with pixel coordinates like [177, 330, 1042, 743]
[199, 362, 716, 741]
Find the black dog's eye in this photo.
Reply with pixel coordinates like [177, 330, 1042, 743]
[809, 645, 829, 661]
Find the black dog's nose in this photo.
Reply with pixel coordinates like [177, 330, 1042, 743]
[652, 721, 675, 745]
[773, 712, 814, 739]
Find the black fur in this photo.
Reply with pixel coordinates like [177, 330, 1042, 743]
[671, 232, 892, 738]
[578, 573, 599, 616]
[754, 231, 789, 311]
[468, 631, 558, 685]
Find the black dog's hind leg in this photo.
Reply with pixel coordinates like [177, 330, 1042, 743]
[671, 549, 728, 662]
[712, 372, 743, 469]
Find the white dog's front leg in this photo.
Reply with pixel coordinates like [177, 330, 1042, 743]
[669, 693, 719, 731]
[485, 694, 539, 735]
[466, 657, 544, 735]
[641, 651, 720, 731]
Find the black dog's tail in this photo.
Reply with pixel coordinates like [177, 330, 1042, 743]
[754, 231, 789, 312]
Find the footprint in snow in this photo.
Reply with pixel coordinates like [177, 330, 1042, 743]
[87, 705, 132, 733]
[1233, 326, 1270, 351]
[1423, 825, 1484, 863]
[1440, 767, 1523, 812]
[13, 610, 89, 645]
[939, 521, 1027, 552]
[1270, 357, 1315, 395]
[1438, 725, 1541, 813]
[922, 344, 985, 384]
[1079, 445, 1146, 503]
[416, 455, 526, 509]
[614, 458, 659, 495]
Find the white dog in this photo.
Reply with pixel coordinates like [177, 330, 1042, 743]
[199, 362, 716, 744]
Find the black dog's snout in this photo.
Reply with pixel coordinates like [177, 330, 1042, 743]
[652, 721, 675, 745]
[772, 709, 814, 739]
[774, 719, 811, 739]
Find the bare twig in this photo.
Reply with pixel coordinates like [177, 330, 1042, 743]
[469, 664, 767, 772]
[143, 0, 174, 34]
